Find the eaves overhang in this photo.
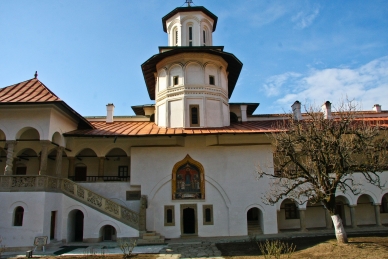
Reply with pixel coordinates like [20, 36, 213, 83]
[0, 101, 94, 130]
[141, 46, 243, 100]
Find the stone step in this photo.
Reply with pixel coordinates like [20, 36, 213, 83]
[137, 238, 165, 245]
[141, 231, 157, 236]
[142, 235, 161, 240]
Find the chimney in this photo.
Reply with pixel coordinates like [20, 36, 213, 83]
[291, 101, 302, 120]
[373, 104, 381, 113]
[240, 105, 248, 122]
[106, 103, 115, 123]
[321, 101, 332, 119]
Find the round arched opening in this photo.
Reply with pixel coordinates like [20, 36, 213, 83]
[357, 194, 376, 226]
[67, 209, 84, 242]
[17, 127, 40, 140]
[105, 148, 130, 181]
[15, 148, 39, 175]
[247, 207, 263, 235]
[335, 196, 351, 226]
[99, 225, 117, 241]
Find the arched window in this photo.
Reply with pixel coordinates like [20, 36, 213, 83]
[14, 206, 24, 226]
[172, 155, 205, 200]
[189, 26, 193, 46]
[173, 27, 179, 46]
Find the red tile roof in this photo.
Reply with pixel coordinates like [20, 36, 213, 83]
[63, 117, 388, 137]
[64, 120, 284, 137]
[0, 78, 61, 103]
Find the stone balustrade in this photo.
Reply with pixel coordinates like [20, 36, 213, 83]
[0, 175, 139, 230]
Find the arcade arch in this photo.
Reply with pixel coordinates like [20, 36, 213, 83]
[15, 148, 39, 175]
[356, 194, 376, 226]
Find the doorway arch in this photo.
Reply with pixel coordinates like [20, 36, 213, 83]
[247, 207, 263, 235]
[67, 209, 84, 242]
[99, 225, 117, 241]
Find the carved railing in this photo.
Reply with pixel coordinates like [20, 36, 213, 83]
[0, 175, 139, 230]
[68, 175, 130, 182]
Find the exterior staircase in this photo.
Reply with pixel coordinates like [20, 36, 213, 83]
[137, 231, 165, 245]
[248, 220, 263, 235]
[0, 175, 141, 231]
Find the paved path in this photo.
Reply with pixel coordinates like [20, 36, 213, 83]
[159, 241, 223, 258]
[3, 226, 388, 258]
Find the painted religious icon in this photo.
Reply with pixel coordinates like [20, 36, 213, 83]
[175, 163, 202, 199]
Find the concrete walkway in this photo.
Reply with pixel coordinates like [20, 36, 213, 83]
[3, 226, 388, 259]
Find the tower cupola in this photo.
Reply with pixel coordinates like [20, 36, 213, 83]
[141, 5, 242, 129]
[162, 6, 217, 47]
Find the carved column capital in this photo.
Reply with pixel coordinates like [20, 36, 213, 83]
[4, 141, 17, 175]
[39, 141, 50, 175]
[55, 147, 64, 177]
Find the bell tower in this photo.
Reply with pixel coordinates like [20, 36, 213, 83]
[141, 4, 242, 128]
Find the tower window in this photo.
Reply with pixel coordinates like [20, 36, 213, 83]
[173, 76, 179, 86]
[189, 27, 193, 46]
[203, 30, 206, 45]
[173, 27, 179, 46]
[190, 105, 200, 127]
[209, 75, 215, 85]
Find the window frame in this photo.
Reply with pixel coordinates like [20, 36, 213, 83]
[284, 203, 299, 220]
[189, 105, 200, 127]
[14, 206, 24, 226]
[118, 166, 129, 178]
[164, 205, 175, 226]
[209, 75, 215, 85]
[173, 76, 179, 86]
[189, 26, 193, 46]
[203, 204, 214, 225]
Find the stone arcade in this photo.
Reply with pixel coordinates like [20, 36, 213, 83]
[1, 5, 388, 250]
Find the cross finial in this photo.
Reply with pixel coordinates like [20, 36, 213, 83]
[185, 0, 193, 7]
[34, 71, 38, 79]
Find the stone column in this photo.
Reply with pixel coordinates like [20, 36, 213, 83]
[68, 157, 75, 179]
[39, 140, 50, 175]
[349, 205, 357, 228]
[98, 157, 105, 181]
[4, 141, 17, 175]
[55, 147, 64, 177]
[299, 209, 307, 232]
[325, 209, 333, 229]
[374, 204, 382, 226]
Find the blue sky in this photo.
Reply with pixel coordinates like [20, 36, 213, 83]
[1, 0, 387, 116]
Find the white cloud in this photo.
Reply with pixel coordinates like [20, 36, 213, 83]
[264, 56, 388, 110]
[263, 72, 302, 96]
[291, 7, 320, 29]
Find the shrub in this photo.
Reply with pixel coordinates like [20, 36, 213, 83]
[118, 238, 137, 258]
[258, 239, 296, 259]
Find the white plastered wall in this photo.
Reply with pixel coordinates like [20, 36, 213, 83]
[130, 135, 278, 237]
[0, 191, 139, 248]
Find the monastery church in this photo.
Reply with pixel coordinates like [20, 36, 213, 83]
[1, 5, 388, 249]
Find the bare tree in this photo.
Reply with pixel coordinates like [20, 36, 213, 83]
[258, 101, 388, 243]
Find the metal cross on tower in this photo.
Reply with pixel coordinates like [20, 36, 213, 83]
[185, 0, 193, 7]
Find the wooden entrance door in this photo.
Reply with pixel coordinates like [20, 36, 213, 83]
[183, 208, 195, 234]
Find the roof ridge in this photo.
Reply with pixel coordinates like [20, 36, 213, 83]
[0, 78, 61, 103]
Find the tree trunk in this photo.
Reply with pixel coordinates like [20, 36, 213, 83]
[324, 192, 348, 243]
[331, 215, 348, 243]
